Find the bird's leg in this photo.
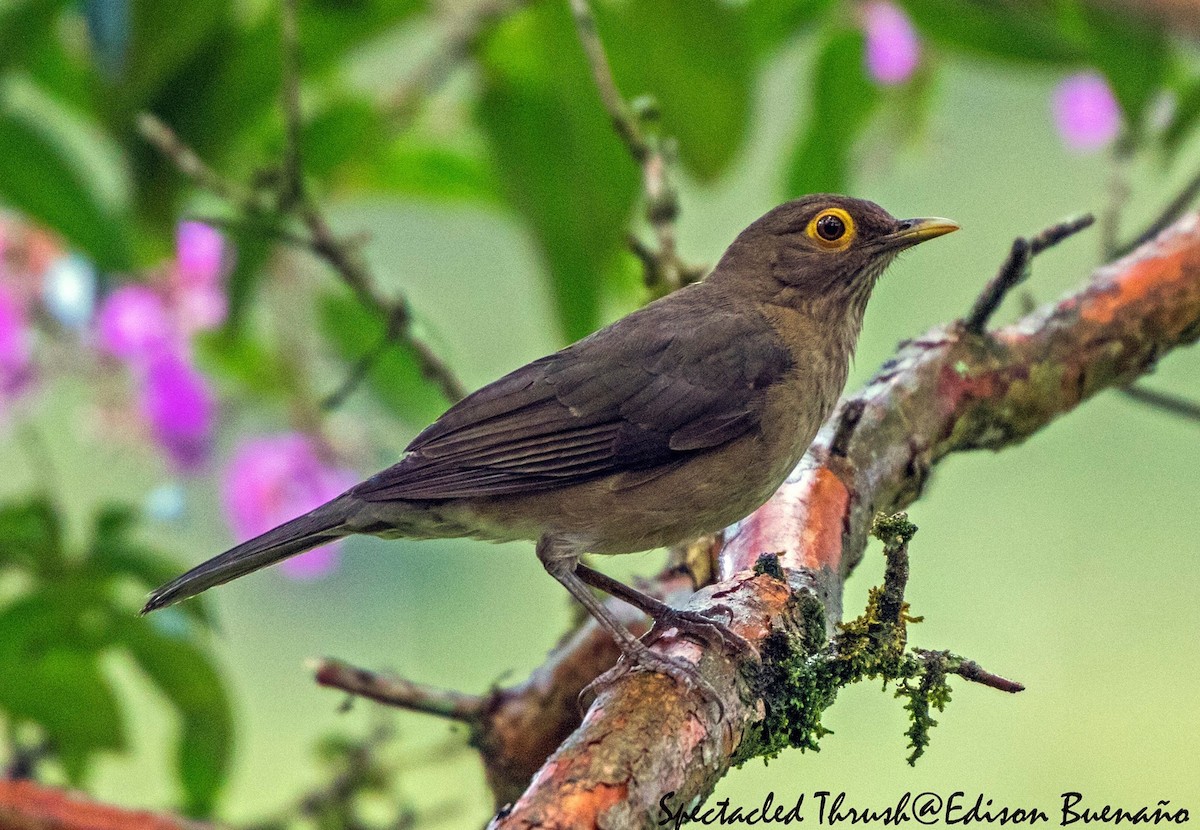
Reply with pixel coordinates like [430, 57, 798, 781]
[574, 562, 756, 660]
[535, 536, 721, 700]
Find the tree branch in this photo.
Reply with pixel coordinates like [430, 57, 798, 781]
[1119, 383, 1200, 422]
[311, 659, 486, 721]
[964, 213, 1095, 334]
[0, 780, 216, 830]
[488, 211, 1200, 826]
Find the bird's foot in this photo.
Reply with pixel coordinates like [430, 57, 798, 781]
[579, 637, 725, 716]
[643, 603, 759, 662]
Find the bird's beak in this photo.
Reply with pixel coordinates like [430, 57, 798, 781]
[884, 217, 960, 249]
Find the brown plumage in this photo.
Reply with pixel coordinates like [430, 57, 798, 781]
[143, 195, 957, 686]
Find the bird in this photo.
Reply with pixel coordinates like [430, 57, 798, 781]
[143, 195, 957, 687]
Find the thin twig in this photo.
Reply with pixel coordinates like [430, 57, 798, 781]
[1101, 137, 1133, 260]
[275, 1, 467, 404]
[139, 2, 469, 407]
[567, 0, 703, 294]
[387, 0, 524, 127]
[914, 650, 1025, 694]
[1112, 165, 1200, 259]
[137, 113, 265, 212]
[964, 213, 1095, 334]
[1120, 383, 1200, 422]
[567, 0, 647, 160]
[311, 658, 485, 722]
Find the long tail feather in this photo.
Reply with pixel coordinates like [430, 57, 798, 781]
[142, 497, 355, 614]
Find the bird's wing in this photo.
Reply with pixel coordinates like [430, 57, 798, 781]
[353, 297, 792, 502]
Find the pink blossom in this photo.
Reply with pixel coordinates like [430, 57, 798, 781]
[0, 285, 34, 399]
[139, 350, 215, 471]
[222, 434, 356, 581]
[1053, 72, 1121, 152]
[862, 2, 920, 85]
[173, 222, 229, 333]
[175, 221, 227, 288]
[97, 285, 173, 363]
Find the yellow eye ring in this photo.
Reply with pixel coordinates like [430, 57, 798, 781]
[806, 207, 856, 250]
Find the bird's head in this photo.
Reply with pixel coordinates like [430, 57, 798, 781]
[719, 194, 958, 306]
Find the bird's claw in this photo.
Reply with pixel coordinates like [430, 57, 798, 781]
[643, 604, 759, 663]
[579, 645, 726, 718]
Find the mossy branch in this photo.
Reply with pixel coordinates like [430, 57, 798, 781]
[745, 514, 1019, 768]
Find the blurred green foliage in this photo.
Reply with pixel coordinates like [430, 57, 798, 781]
[0, 498, 231, 814]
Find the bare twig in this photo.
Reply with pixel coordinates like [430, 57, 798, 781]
[311, 658, 485, 722]
[387, 0, 524, 127]
[568, 0, 704, 294]
[137, 113, 265, 212]
[1113, 165, 1200, 259]
[964, 213, 1095, 334]
[941, 654, 1027, 694]
[1120, 383, 1200, 422]
[276, 0, 468, 405]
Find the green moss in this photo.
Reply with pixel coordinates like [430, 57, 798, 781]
[737, 513, 965, 767]
[753, 552, 786, 581]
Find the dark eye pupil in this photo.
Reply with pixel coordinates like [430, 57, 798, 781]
[816, 214, 845, 241]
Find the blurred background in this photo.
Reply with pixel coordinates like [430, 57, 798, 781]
[0, 0, 1197, 826]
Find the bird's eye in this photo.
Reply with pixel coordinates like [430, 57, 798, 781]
[805, 208, 856, 250]
[816, 214, 845, 240]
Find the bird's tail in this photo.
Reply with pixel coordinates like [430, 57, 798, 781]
[141, 496, 356, 614]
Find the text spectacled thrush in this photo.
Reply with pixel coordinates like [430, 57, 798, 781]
[144, 195, 957, 687]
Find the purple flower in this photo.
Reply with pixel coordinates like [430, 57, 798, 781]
[97, 285, 173, 363]
[222, 434, 356, 581]
[139, 350, 215, 472]
[1053, 72, 1121, 152]
[175, 221, 228, 288]
[862, 1, 920, 85]
[0, 285, 34, 399]
[174, 222, 229, 333]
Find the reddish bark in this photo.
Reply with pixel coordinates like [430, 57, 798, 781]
[0, 781, 214, 830]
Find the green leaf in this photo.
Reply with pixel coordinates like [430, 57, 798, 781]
[117, 619, 233, 816]
[1162, 76, 1200, 162]
[299, 0, 422, 71]
[786, 29, 879, 196]
[195, 328, 291, 398]
[0, 497, 63, 573]
[597, 0, 755, 180]
[302, 96, 390, 182]
[743, 0, 834, 58]
[367, 140, 501, 203]
[0, 597, 126, 783]
[0, 0, 69, 75]
[220, 211, 278, 335]
[477, 1, 638, 341]
[319, 290, 449, 425]
[88, 504, 214, 626]
[0, 76, 132, 268]
[898, 0, 1079, 66]
[119, 0, 229, 111]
